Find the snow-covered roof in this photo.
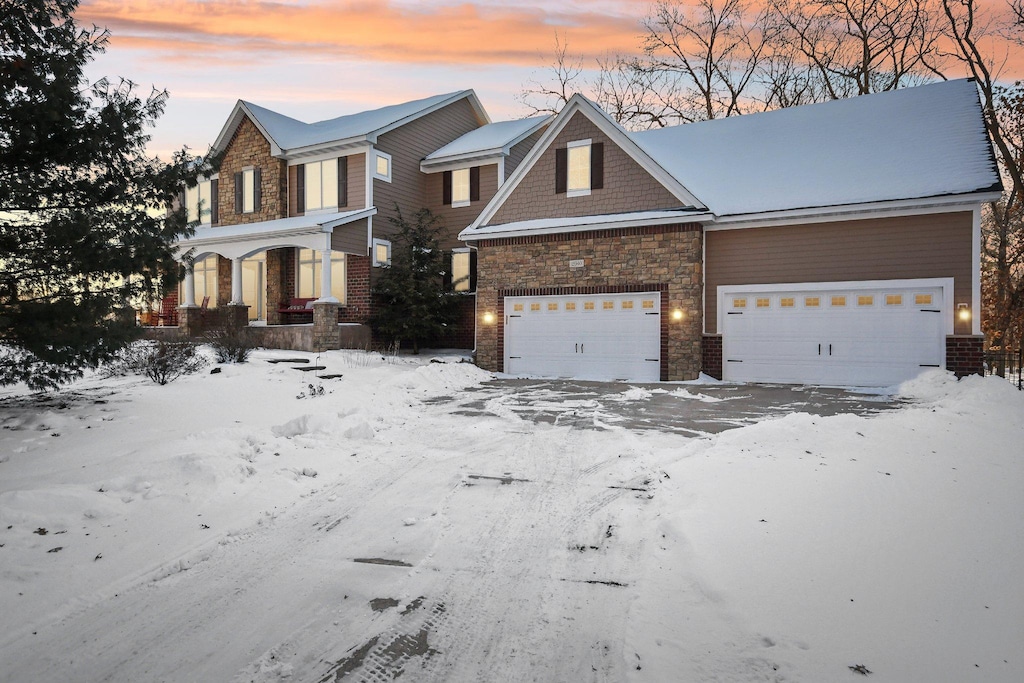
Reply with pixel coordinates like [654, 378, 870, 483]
[213, 91, 489, 158]
[422, 116, 550, 169]
[459, 209, 709, 241]
[630, 79, 1001, 217]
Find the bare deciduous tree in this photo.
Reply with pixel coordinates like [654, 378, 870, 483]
[518, 33, 585, 118]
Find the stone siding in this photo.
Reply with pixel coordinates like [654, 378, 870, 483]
[219, 116, 287, 226]
[475, 223, 703, 380]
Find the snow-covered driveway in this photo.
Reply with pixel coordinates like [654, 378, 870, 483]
[1, 350, 1021, 682]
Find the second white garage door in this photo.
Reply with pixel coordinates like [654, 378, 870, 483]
[720, 279, 950, 386]
[504, 292, 661, 381]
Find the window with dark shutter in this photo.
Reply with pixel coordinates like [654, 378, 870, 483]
[211, 178, 219, 223]
[591, 142, 604, 190]
[555, 148, 567, 194]
[470, 166, 480, 202]
[338, 157, 348, 207]
[253, 168, 261, 211]
[442, 170, 452, 205]
[296, 165, 305, 214]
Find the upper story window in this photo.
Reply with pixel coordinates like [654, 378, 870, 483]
[374, 151, 392, 183]
[443, 167, 480, 208]
[555, 140, 604, 197]
[234, 168, 261, 214]
[296, 157, 348, 215]
[185, 178, 217, 225]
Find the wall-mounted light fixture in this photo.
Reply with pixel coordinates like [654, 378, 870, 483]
[957, 303, 971, 322]
[482, 312, 496, 325]
[671, 309, 684, 321]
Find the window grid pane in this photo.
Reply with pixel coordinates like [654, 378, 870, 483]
[305, 163, 322, 211]
[242, 170, 254, 213]
[198, 181, 211, 222]
[452, 168, 470, 204]
[452, 252, 470, 292]
[567, 145, 590, 192]
[185, 185, 199, 223]
[322, 160, 338, 209]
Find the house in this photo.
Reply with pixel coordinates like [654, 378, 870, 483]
[170, 90, 548, 351]
[459, 79, 1001, 386]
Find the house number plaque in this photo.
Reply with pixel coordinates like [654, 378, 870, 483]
[569, 259, 585, 269]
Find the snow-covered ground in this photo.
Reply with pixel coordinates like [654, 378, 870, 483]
[0, 349, 1021, 682]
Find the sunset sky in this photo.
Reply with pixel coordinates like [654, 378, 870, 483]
[74, 0, 1023, 160]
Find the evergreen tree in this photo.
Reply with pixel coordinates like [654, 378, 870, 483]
[0, 0, 208, 389]
[370, 207, 459, 353]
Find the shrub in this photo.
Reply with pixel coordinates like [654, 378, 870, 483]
[205, 327, 255, 363]
[103, 339, 206, 385]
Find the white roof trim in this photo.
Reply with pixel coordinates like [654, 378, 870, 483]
[469, 95, 706, 231]
[176, 207, 376, 249]
[459, 210, 710, 242]
[420, 154, 503, 174]
[705, 191, 1002, 230]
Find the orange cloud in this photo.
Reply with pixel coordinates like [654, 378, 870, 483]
[78, 1, 648, 66]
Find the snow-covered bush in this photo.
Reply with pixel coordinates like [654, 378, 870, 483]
[205, 328, 255, 364]
[103, 340, 206, 385]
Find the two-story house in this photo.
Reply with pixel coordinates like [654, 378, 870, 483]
[170, 90, 548, 351]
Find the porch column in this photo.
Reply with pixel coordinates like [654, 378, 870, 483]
[182, 261, 197, 307]
[230, 257, 244, 305]
[317, 245, 339, 303]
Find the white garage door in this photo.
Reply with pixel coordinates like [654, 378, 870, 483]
[504, 292, 661, 381]
[720, 280, 949, 386]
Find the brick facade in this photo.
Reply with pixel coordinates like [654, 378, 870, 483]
[339, 255, 371, 324]
[701, 334, 723, 380]
[475, 223, 704, 380]
[946, 335, 984, 377]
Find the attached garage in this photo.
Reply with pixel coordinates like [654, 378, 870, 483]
[504, 292, 662, 381]
[719, 279, 953, 386]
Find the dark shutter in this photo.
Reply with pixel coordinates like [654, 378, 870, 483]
[555, 148, 567, 194]
[442, 170, 452, 205]
[443, 253, 453, 290]
[338, 157, 348, 207]
[469, 250, 478, 292]
[469, 166, 480, 202]
[234, 172, 242, 213]
[591, 142, 604, 190]
[253, 168, 262, 211]
[210, 179, 219, 224]
[296, 165, 305, 214]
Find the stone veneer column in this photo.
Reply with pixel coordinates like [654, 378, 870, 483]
[178, 306, 202, 338]
[312, 302, 340, 352]
[223, 303, 250, 331]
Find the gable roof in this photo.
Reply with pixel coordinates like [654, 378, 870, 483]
[421, 116, 551, 170]
[629, 78, 1000, 217]
[212, 91, 490, 158]
[466, 94, 706, 231]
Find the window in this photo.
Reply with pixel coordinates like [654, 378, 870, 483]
[565, 302, 576, 311]
[452, 168, 470, 206]
[185, 179, 216, 224]
[182, 254, 219, 308]
[780, 297, 795, 308]
[548, 302, 558, 311]
[831, 295, 846, 307]
[885, 294, 903, 306]
[451, 249, 476, 293]
[296, 249, 346, 303]
[756, 297, 770, 308]
[732, 297, 747, 309]
[555, 140, 604, 196]
[915, 293, 933, 306]
[805, 296, 820, 307]
[584, 301, 595, 310]
[621, 300, 634, 309]
[234, 168, 260, 214]
[304, 159, 340, 213]
[567, 140, 591, 195]
[857, 295, 874, 306]
[374, 151, 392, 182]
[372, 238, 392, 267]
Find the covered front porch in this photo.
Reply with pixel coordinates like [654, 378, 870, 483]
[173, 208, 376, 352]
